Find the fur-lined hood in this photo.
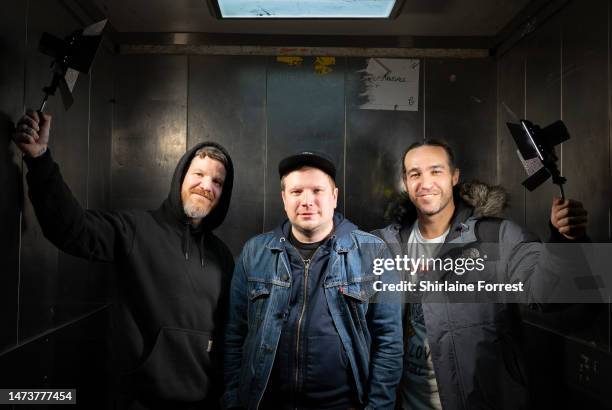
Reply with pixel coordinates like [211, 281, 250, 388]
[385, 181, 507, 226]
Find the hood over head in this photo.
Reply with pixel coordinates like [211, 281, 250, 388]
[160, 141, 234, 231]
[385, 180, 507, 227]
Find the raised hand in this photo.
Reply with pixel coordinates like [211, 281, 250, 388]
[12, 109, 51, 158]
[550, 196, 588, 240]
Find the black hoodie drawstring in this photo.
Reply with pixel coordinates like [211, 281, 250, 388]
[182, 222, 205, 267]
[183, 223, 190, 260]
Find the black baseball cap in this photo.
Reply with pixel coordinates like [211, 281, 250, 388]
[278, 151, 336, 181]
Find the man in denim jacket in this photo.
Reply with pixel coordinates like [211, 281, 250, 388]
[222, 152, 403, 410]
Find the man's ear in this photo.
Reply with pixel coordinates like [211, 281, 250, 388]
[332, 187, 338, 209]
[452, 168, 460, 186]
[402, 175, 408, 192]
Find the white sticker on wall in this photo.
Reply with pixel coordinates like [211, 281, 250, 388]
[359, 58, 420, 111]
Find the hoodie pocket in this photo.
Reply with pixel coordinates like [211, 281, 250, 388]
[129, 327, 214, 401]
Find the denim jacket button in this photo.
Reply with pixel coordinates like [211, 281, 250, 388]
[281, 274, 289, 281]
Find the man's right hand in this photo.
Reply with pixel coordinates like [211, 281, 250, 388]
[12, 109, 51, 158]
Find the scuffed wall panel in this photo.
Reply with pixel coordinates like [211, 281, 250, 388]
[112, 55, 187, 211]
[0, 0, 114, 405]
[20, 0, 91, 341]
[265, 56, 346, 231]
[345, 58, 424, 231]
[425, 59, 497, 185]
[523, 20, 562, 240]
[0, 0, 27, 352]
[560, 0, 609, 242]
[188, 55, 267, 255]
[497, 45, 527, 224]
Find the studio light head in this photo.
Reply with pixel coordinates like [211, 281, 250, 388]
[506, 118, 570, 198]
[37, 19, 107, 112]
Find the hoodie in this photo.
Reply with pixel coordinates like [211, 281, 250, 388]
[25, 141, 235, 405]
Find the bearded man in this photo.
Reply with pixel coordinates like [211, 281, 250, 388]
[13, 110, 235, 409]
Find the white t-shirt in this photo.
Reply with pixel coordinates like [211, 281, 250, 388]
[400, 222, 449, 410]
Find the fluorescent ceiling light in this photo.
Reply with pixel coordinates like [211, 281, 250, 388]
[212, 0, 400, 19]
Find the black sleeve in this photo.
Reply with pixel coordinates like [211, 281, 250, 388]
[208, 236, 235, 403]
[547, 221, 591, 243]
[211, 236, 235, 346]
[24, 149, 135, 262]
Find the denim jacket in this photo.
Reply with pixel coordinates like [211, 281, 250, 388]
[222, 213, 403, 409]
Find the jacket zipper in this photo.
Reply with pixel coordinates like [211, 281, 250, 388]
[293, 246, 321, 409]
[294, 257, 310, 407]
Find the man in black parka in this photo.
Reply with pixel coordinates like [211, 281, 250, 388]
[13, 110, 235, 410]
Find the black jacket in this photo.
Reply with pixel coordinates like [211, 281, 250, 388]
[25, 142, 235, 405]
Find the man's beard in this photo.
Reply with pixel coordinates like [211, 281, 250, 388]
[414, 192, 451, 216]
[183, 202, 210, 219]
[183, 187, 215, 220]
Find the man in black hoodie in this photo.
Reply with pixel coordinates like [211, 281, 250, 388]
[13, 110, 235, 409]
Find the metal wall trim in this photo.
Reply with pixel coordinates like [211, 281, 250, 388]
[120, 44, 490, 58]
[0, 305, 109, 357]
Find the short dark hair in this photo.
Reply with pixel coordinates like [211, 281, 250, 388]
[194, 146, 228, 169]
[401, 139, 457, 176]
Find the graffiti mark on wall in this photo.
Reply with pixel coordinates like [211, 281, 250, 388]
[314, 57, 335, 75]
[275, 56, 336, 75]
[276, 56, 304, 66]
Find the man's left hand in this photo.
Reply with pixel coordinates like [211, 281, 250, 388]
[550, 196, 588, 240]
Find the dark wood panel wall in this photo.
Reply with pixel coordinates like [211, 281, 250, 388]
[112, 55, 497, 254]
[498, 0, 611, 350]
[0, 0, 113, 405]
[497, 1, 611, 406]
[498, 0, 610, 243]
